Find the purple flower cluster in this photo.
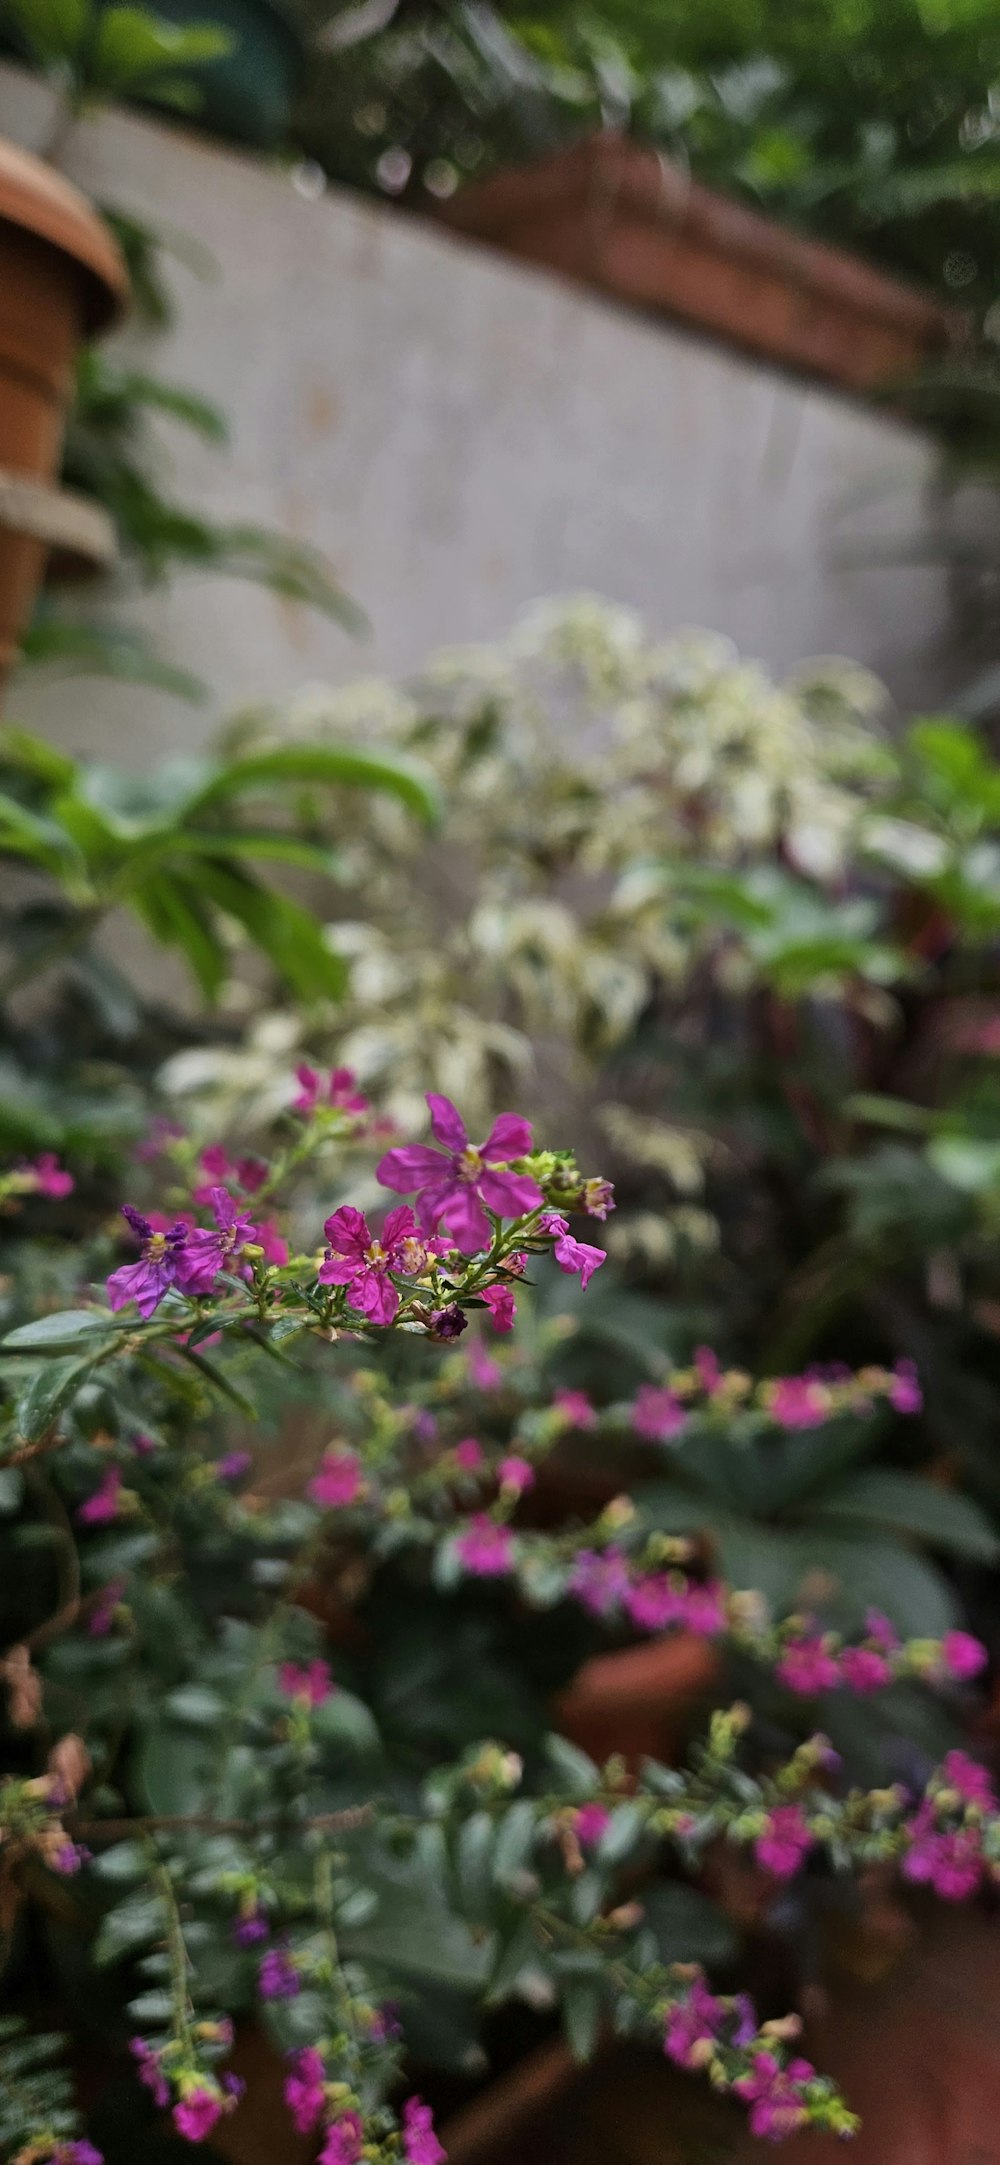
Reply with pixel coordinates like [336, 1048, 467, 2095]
[107, 1188, 258, 1319]
[902, 1750, 998, 1901]
[378, 1094, 544, 1255]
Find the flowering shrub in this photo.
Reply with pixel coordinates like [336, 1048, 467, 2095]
[0, 1079, 997, 2162]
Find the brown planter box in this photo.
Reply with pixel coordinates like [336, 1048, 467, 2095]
[435, 133, 957, 396]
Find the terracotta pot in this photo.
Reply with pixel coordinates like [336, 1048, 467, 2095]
[555, 1629, 719, 1769]
[0, 136, 127, 693]
[436, 133, 958, 396]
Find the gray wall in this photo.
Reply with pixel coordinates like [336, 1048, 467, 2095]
[1, 64, 977, 763]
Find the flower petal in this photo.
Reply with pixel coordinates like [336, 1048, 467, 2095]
[415, 1174, 462, 1236]
[348, 1267, 399, 1324]
[481, 1113, 533, 1164]
[440, 1187, 492, 1254]
[323, 1204, 370, 1257]
[478, 1169, 544, 1219]
[376, 1144, 446, 1194]
[382, 1203, 417, 1250]
[427, 1093, 468, 1154]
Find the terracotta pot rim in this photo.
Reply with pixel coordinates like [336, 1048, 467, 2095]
[0, 135, 128, 332]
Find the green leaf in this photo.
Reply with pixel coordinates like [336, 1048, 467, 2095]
[164, 1686, 227, 1727]
[2, 1310, 116, 1353]
[561, 1977, 603, 2061]
[193, 862, 347, 1003]
[811, 1470, 1000, 1561]
[132, 874, 227, 1002]
[183, 744, 440, 827]
[93, 1892, 166, 1967]
[14, 1354, 100, 1442]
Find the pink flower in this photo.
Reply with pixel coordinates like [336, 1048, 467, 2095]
[481, 1282, 517, 1332]
[942, 1629, 988, 1681]
[767, 1376, 830, 1430]
[308, 1450, 363, 1509]
[574, 1803, 611, 1849]
[402, 2097, 446, 2165]
[663, 1979, 723, 2069]
[539, 1213, 606, 1289]
[570, 1546, 630, 1617]
[319, 1203, 421, 1324]
[77, 1466, 123, 1526]
[455, 1437, 484, 1471]
[28, 1152, 74, 1198]
[499, 1454, 535, 1495]
[173, 2088, 223, 2143]
[734, 2054, 814, 2141]
[279, 1659, 334, 1707]
[903, 1809, 983, 1901]
[865, 1608, 900, 1652]
[378, 1096, 543, 1254]
[776, 1635, 840, 1696]
[130, 2038, 170, 2109]
[890, 1358, 922, 1414]
[215, 1450, 251, 1483]
[255, 1219, 289, 1267]
[755, 1804, 815, 1881]
[553, 1388, 595, 1429]
[682, 1581, 727, 1637]
[839, 1645, 893, 1694]
[632, 1384, 687, 1442]
[293, 1065, 368, 1118]
[180, 1187, 261, 1295]
[942, 1749, 996, 1808]
[626, 1574, 686, 1631]
[107, 1208, 192, 1318]
[259, 1946, 301, 1999]
[320, 2113, 364, 2165]
[88, 1579, 125, 1636]
[582, 1177, 615, 1220]
[284, 2047, 326, 2135]
[694, 1347, 722, 1396]
[455, 1515, 514, 1576]
[468, 1341, 503, 1390]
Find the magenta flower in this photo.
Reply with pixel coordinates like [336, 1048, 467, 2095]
[694, 1346, 722, 1396]
[233, 1904, 269, 1947]
[259, 1946, 301, 2000]
[27, 1152, 75, 1198]
[319, 1203, 420, 1324]
[292, 1063, 368, 1117]
[734, 2053, 814, 2141]
[941, 1628, 988, 1680]
[77, 1466, 123, 1526]
[130, 2038, 170, 2109]
[308, 1449, 363, 1509]
[481, 1281, 517, 1332]
[682, 1580, 727, 1637]
[88, 1579, 125, 1636]
[468, 1340, 503, 1390]
[570, 1546, 630, 1617]
[455, 1514, 514, 1577]
[428, 1304, 467, 1340]
[173, 2088, 224, 2143]
[767, 1375, 830, 1430]
[865, 1607, 900, 1652]
[58, 2143, 103, 2165]
[553, 1388, 596, 1429]
[539, 1213, 606, 1289]
[575, 1802, 611, 1849]
[215, 1450, 252, 1484]
[284, 2047, 326, 2135]
[755, 1804, 815, 1881]
[840, 1645, 892, 1694]
[454, 1437, 484, 1471]
[255, 1218, 289, 1266]
[378, 1094, 543, 1254]
[52, 1840, 90, 1875]
[107, 1208, 192, 1318]
[626, 1574, 686, 1632]
[499, 1453, 535, 1494]
[776, 1634, 840, 1696]
[632, 1384, 687, 1442]
[889, 1358, 922, 1414]
[279, 1658, 334, 1707]
[180, 1187, 259, 1295]
[582, 1176, 615, 1220]
[942, 1749, 996, 1808]
[402, 2097, 446, 2165]
[319, 2113, 364, 2165]
[663, 1979, 723, 2069]
[902, 1805, 983, 1900]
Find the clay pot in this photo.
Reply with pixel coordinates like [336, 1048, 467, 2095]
[0, 136, 127, 694]
[436, 133, 958, 396]
[555, 1630, 720, 1770]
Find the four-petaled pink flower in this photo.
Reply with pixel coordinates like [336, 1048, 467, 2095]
[27, 1152, 75, 1198]
[455, 1514, 514, 1577]
[77, 1466, 123, 1525]
[553, 1388, 596, 1429]
[308, 1449, 363, 1509]
[173, 2087, 224, 2143]
[776, 1634, 840, 1696]
[767, 1375, 830, 1430]
[279, 1658, 334, 1706]
[941, 1629, 988, 1681]
[285, 2047, 326, 2135]
[319, 1204, 420, 1324]
[482, 1282, 517, 1332]
[180, 1187, 259, 1296]
[632, 1384, 687, 1442]
[499, 1454, 535, 1495]
[539, 1213, 606, 1290]
[378, 1094, 543, 1255]
[755, 1804, 815, 1881]
[402, 2097, 446, 2165]
[293, 1064, 368, 1117]
[733, 2053, 815, 2141]
[107, 1207, 191, 1318]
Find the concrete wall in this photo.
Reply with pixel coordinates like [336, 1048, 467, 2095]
[0, 65, 979, 764]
